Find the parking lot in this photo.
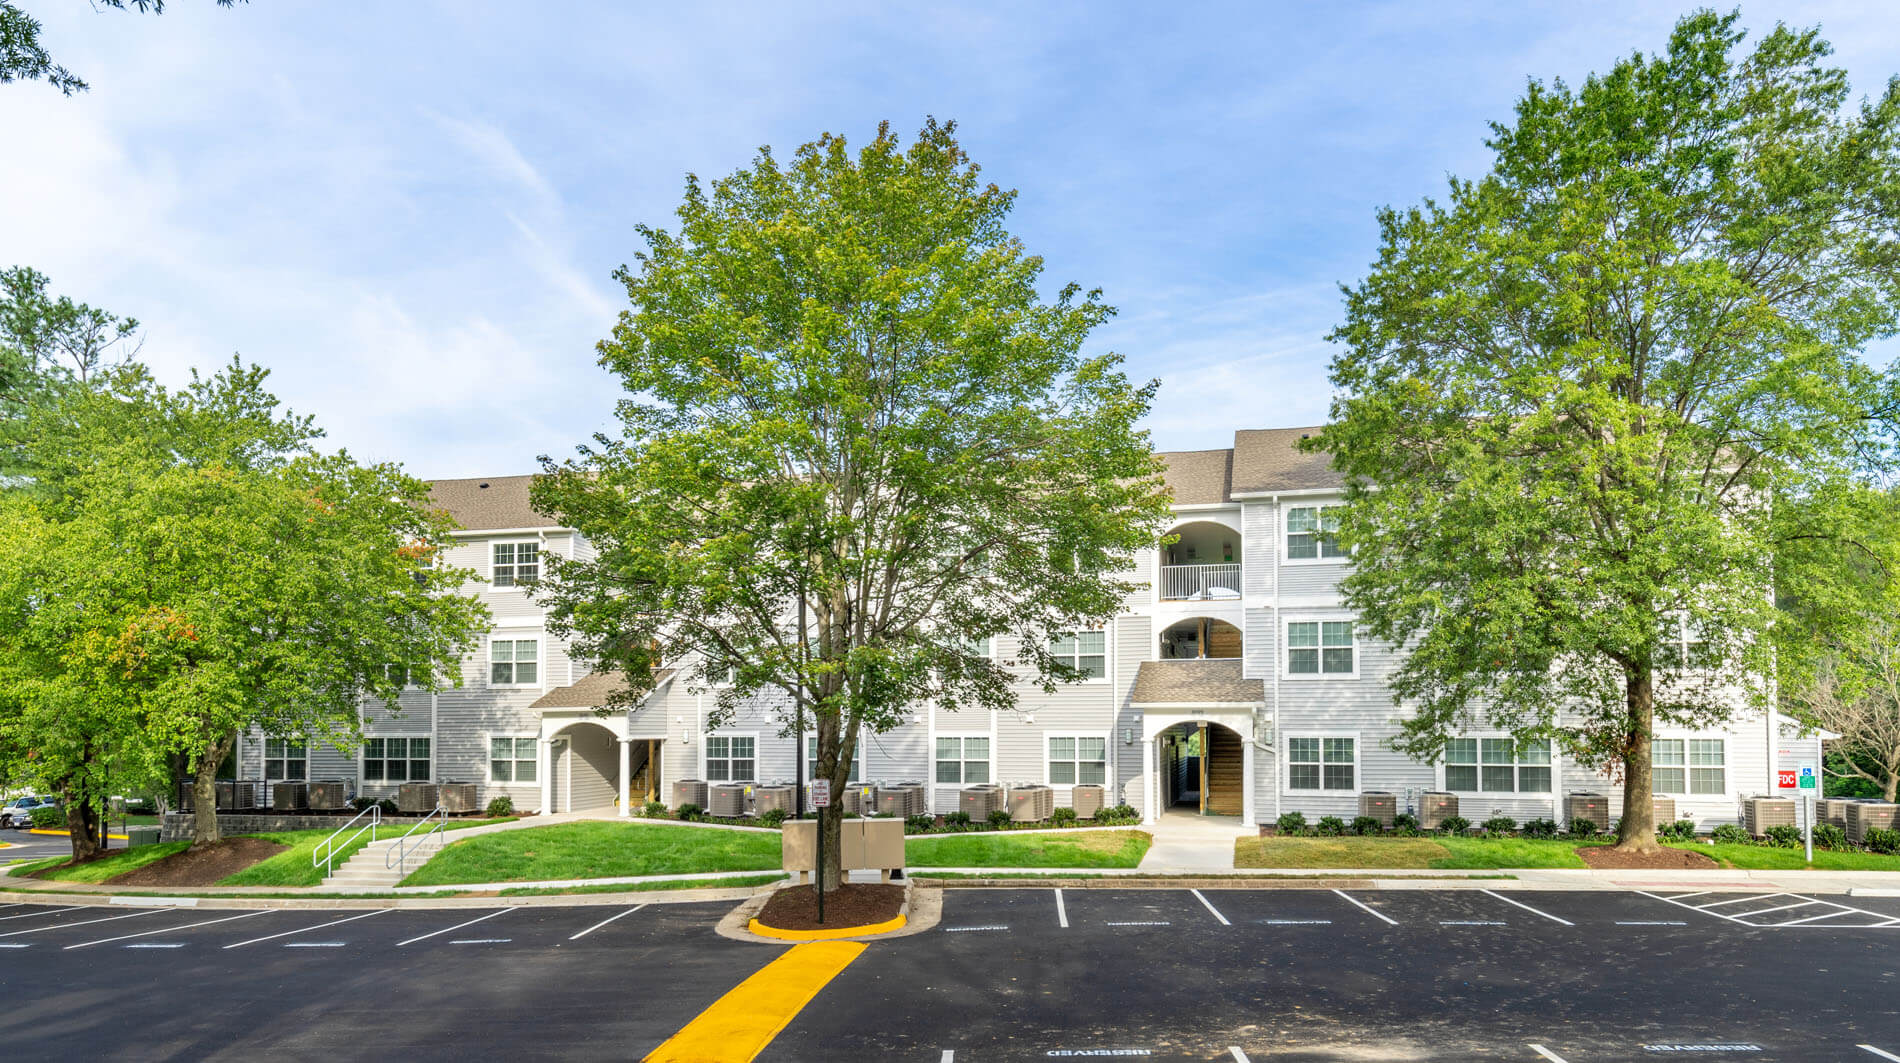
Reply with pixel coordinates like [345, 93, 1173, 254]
[0, 888, 1895, 1060]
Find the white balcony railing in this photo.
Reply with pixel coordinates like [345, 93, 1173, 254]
[1160, 563, 1241, 601]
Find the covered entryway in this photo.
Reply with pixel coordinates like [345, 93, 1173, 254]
[546, 720, 620, 813]
[1131, 659, 1265, 827]
[531, 668, 676, 816]
[1158, 720, 1245, 816]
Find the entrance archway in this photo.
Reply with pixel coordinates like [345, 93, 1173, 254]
[1157, 720, 1245, 817]
[546, 720, 621, 813]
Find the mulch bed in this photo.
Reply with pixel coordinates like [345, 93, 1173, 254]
[102, 837, 288, 886]
[755, 883, 905, 931]
[1577, 844, 1718, 870]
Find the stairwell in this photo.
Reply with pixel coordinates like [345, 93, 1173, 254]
[320, 830, 447, 890]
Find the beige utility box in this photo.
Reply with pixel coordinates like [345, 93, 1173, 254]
[781, 818, 905, 883]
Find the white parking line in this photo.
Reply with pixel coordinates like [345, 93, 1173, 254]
[0, 903, 21, 912]
[1054, 889, 1068, 929]
[1616, 921, 1687, 926]
[1634, 891, 1759, 925]
[1528, 1045, 1570, 1063]
[1332, 889, 1398, 926]
[569, 905, 646, 941]
[1859, 1046, 1900, 1061]
[1440, 920, 1506, 926]
[125, 943, 185, 949]
[941, 1052, 954, 1063]
[0, 905, 81, 922]
[1482, 890, 1575, 926]
[1106, 921, 1171, 926]
[285, 942, 345, 948]
[1741, 899, 1824, 918]
[1261, 919, 1332, 926]
[1698, 893, 1787, 909]
[449, 938, 510, 944]
[0, 908, 166, 938]
[944, 925, 1009, 932]
[65, 910, 270, 950]
[1229, 1048, 1252, 1063]
[1774, 908, 1893, 928]
[224, 909, 389, 949]
[1191, 889, 1231, 926]
[0, 943, 28, 949]
[395, 908, 517, 947]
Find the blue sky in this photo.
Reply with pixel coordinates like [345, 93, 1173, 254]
[3, 2, 1897, 477]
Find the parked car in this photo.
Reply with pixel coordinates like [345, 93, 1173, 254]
[0, 796, 58, 829]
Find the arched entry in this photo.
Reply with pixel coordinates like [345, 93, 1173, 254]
[1159, 617, 1242, 660]
[1157, 720, 1245, 817]
[546, 720, 621, 813]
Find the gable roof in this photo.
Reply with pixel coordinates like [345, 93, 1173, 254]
[530, 668, 676, 710]
[427, 475, 560, 532]
[1157, 449, 1233, 505]
[1130, 659, 1264, 706]
[1157, 426, 1340, 503]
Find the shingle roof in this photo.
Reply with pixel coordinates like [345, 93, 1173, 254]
[1130, 659, 1264, 706]
[427, 475, 560, 531]
[1157, 449, 1233, 505]
[1230, 426, 1341, 495]
[530, 668, 675, 709]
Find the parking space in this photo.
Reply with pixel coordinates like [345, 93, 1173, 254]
[1052, 887, 1225, 930]
[1639, 889, 1900, 929]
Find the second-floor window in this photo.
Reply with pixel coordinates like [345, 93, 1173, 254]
[490, 638, 539, 686]
[1052, 631, 1107, 679]
[706, 736, 756, 782]
[264, 738, 307, 781]
[1286, 506, 1345, 560]
[493, 541, 539, 587]
[1288, 621, 1354, 675]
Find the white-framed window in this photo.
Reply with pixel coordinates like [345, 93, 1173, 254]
[1653, 738, 1725, 795]
[1051, 630, 1107, 680]
[1046, 735, 1107, 786]
[264, 738, 307, 782]
[1444, 737, 1551, 793]
[363, 737, 431, 782]
[807, 734, 862, 781]
[492, 541, 540, 588]
[490, 638, 539, 686]
[958, 636, 992, 659]
[1285, 505, 1345, 561]
[935, 735, 991, 785]
[1287, 619, 1355, 676]
[1287, 735, 1356, 792]
[1659, 613, 1713, 670]
[384, 663, 426, 688]
[488, 737, 538, 783]
[706, 735, 757, 782]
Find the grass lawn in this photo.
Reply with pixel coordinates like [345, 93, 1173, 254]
[7, 843, 192, 883]
[398, 822, 784, 887]
[1235, 835, 1588, 870]
[222, 817, 513, 887]
[498, 873, 789, 896]
[1668, 841, 1900, 871]
[905, 830, 1152, 868]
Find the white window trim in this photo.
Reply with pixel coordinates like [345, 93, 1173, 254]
[934, 731, 993, 787]
[1282, 502, 1347, 566]
[1282, 615, 1359, 680]
[807, 730, 864, 782]
[263, 737, 309, 782]
[1281, 731, 1361, 796]
[488, 636, 543, 689]
[1438, 735, 1554, 795]
[485, 734, 539, 786]
[1052, 630, 1110, 683]
[1650, 734, 1728, 796]
[702, 731, 760, 783]
[1043, 732, 1110, 788]
[361, 733, 434, 785]
[490, 538, 542, 591]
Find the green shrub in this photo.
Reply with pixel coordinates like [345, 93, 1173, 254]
[1520, 818, 1559, 839]
[1275, 811, 1308, 836]
[1762, 824, 1803, 848]
[643, 800, 668, 817]
[1051, 806, 1079, 826]
[1391, 812, 1419, 835]
[1316, 815, 1347, 837]
[944, 811, 972, 828]
[841, 809, 860, 819]
[1482, 815, 1516, 837]
[28, 805, 63, 829]
[1351, 815, 1384, 836]
[484, 795, 514, 817]
[1438, 815, 1471, 836]
[905, 813, 937, 833]
[1657, 819, 1697, 842]
[1107, 803, 1138, 819]
[1711, 823, 1750, 845]
[987, 809, 1012, 829]
[758, 807, 788, 828]
[1865, 827, 1900, 855]
[676, 803, 703, 821]
[1567, 816, 1599, 838]
[1812, 822, 1848, 851]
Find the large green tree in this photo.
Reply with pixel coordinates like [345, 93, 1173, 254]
[0, 361, 487, 855]
[1, 0, 244, 96]
[1309, 12, 1900, 852]
[533, 120, 1169, 888]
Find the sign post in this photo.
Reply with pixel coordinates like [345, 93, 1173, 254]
[810, 779, 830, 924]
[1798, 762, 1818, 863]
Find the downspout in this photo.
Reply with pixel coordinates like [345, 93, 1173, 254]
[1270, 494, 1282, 827]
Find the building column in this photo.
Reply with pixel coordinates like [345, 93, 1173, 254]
[1242, 739, 1257, 828]
[618, 738, 632, 817]
[538, 736, 552, 816]
[1142, 735, 1157, 825]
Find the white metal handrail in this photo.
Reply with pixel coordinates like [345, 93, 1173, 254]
[386, 806, 445, 876]
[313, 804, 380, 876]
[1160, 562, 1241, 600]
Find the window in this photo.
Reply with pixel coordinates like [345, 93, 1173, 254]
[1286, 506, 1344, 560]
[492, 541, 539, 587]
[384, 663, 425, 688]
[364, 737, 431, 782]
[1047, 735, 1107, 786]
[490, 638, 539, 686]
[1659, 613, 1714, 670]
[1288, 736, 1354, 791]
[706, 736, 756, 782]
[1444, 737, 1550, 793]
[958, 636, 992, 659]
[1052, 631, 1106, 680]
[488, 737, 537, 783]
[1287, 620, 1354, 675]
[1655, 738, 1725, 794]
[264, 739, 307, 781]
[935, 736, 991, 785]
[807, 734, 863, 781]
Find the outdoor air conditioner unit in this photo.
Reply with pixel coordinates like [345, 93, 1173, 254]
[1009, 784, 1048, 823]
[1071, 784, 1105, 819]
[1419, 791, 1459, 830]
[397, 783, 440, 814]
[1846, 800, 1898, 844]
[709, 783, 747, 818]
[875, 784, 912, 818]
[672, 779, 709, 809]
[214, 780, 241, 811]
[307, 781, 348, 811]
[1742, 795, 1797, 837]
[1650, 796, 1677, 825]
[1357, 792, 1396, 829]
[438, 782, 479, 814]
[755, 783, 796, 816]
[1566, 792, 1609, 832]
[270, 782, 308, 811]
[1820, 798, 1853, 829]
[960, 784, 1005, 819]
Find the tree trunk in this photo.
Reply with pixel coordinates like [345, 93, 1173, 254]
[63, 798, 103, 864]
[818, 709, 849, 892]
[1615, 667, 1660, 853]
[191, 731, 236, 847]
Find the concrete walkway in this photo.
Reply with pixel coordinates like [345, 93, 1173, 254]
[1135, 809, 1251, 871]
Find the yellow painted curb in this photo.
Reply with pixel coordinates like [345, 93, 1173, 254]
[27, 829, 129, 841]
[747, 912, 906, 941]
[644, 940, 865, 1062]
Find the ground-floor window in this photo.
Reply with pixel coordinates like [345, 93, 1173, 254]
[706, 735, 756, 782]
[807, 733, 862, 781]
[264, 738, 307, 781]
[489, 737, 538, 783]
[363, 737, 431, 782]
[1654, 738, 1724, 795]
[1047, 735, 1106, 785]
[936, 735, 991, 785]
[1444, 737, 1551, 793]
[1288, 735, 1354, 791]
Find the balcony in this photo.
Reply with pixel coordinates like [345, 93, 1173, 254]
[1160, 563, 1240, 601]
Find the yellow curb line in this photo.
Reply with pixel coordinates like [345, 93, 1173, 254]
[643, 940, 865, 1062]
[746, 912, 906, 941]
[27, 829, 130, 841]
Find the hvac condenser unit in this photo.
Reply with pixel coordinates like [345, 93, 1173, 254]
[709, 783, 747, 818]
[397, 783, 440, 814]
[1566, 792, 1609, 832]
[438, 782, 479, 814]
[672, 779, 709, 809]
[214, 780, 241, 811]
[900, 781, 930, 817]
[1071, 784, 1105, 819]
[270, 782, 308, 811]
[755, 783, 797, 816]
[1357, 792, 1396, 828]
[307, 781, 348, 811]
[1742, 795, 1797, 837]
[1419, 791, 1459, 830]
[875, 784, 912, 818]
[1650, 796, 1677, 826]
[960, 784, 1005, 819]
[1819, 798, 1854, 829]
[1009, 784, 1054, 823]
[1847, 800, 1899, 844]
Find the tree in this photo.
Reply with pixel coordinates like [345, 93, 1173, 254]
[0, 361, 488, 855]
[532, 119, 1169, 889]
[1788, 620, 1900, 800]
[1307, 12, 1900, 852]
[1, 1, 244, 96]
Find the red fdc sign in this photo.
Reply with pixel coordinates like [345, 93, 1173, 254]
[1777, 770, 1798, 789]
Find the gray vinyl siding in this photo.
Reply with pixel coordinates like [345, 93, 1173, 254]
[1277, 564, 1346, 599]
[1242, 503, 1272, 598]
[1114, 615, 1151, 809]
